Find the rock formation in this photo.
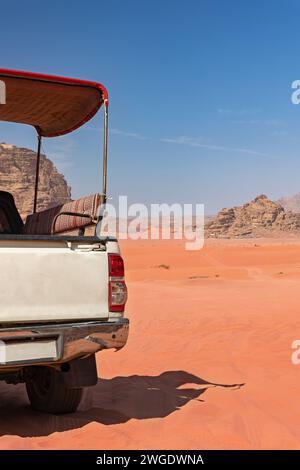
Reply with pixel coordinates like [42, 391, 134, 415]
[205, 194, 300, 238]
[0, 143, 71, 219]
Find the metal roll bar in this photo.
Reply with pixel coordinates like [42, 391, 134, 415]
[33, 97, 109, 216]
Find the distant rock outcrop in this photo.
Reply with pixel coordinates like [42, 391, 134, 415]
[277, 193, 300, 213]
[0, 143, 71, 219]
[205, 194, 300, 238]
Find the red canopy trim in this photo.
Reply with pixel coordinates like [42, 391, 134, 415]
[0, 69, 108, 137]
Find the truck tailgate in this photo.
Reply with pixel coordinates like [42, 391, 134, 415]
[0, 239, 109, 323]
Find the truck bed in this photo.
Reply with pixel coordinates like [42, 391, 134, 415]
[0, 235, 117, 323]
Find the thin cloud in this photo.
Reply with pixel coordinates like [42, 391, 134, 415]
[42, 137, 75, 170]
[110, 128, 145, 140]
[269, 129, 288, 136]
[233, 118, 286, 127]
[217, 108, 262, 117]
[85, 125, 145, 140]
[161, 136, 271, 157]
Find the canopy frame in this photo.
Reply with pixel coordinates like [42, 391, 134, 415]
[33, 134, 42, 214]
[0, 69, 109, 214]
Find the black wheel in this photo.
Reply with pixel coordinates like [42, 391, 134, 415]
[25, 366, 83, 414]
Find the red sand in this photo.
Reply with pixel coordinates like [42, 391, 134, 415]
[1, 238, 300, 449]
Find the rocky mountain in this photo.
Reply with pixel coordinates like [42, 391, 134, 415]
[0, 143, 71, 219]
[205, 194, 300, 238]
[277, 193, 300, 213]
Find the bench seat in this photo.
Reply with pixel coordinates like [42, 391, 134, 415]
[24, 193, 102, 235]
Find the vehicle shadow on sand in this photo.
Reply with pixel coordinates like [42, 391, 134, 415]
[0, 370, 244, 437]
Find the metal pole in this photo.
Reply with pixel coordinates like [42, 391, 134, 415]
[102, 99, 108, 204]
[33, 134, 42, 213]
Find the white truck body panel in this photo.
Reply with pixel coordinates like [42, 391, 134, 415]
[0, 239, 111, 323]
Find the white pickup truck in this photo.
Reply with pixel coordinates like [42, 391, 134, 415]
[0, 69, 129, 414]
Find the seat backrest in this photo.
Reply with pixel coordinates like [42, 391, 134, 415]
[24, 193, 102, 235]
[0, 191, 24, 234]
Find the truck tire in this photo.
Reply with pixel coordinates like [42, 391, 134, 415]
[25, 366, 83, 414]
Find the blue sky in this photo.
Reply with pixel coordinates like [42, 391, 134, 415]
[1, 0, 300, 213]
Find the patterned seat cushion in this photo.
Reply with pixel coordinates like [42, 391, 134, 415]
[24, 193, 102, 235]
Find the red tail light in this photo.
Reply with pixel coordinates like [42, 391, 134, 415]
[108, 253, 124, 277]
[108, 253, 127, 312]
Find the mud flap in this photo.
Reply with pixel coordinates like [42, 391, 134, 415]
[60, 354, 98, 388]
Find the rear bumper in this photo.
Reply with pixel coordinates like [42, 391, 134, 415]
[0, 318, 129, 368]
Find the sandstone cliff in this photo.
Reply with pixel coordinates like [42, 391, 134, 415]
[0, 143, 71, 219]
[205, 194, 300, 238]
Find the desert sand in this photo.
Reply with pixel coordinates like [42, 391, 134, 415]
[0, 237, 300, 449]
